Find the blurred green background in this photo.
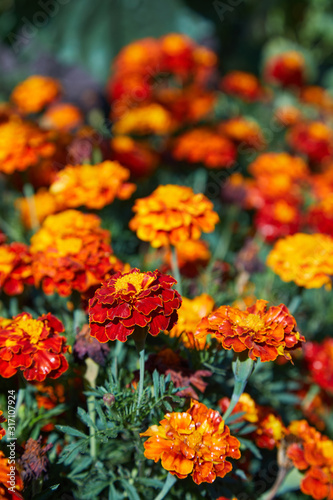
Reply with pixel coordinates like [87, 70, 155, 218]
[1, 0, 333, 99]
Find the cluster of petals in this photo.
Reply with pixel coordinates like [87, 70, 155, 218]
[301, 85, 333, 113]
[113, 104, 175, 135]
[140, 399, 241, 484]
[307, 197, 333, 237]
[287, 420, 333, 500]
[165, 239, 211, 278]
[49, 161, 136, 210]
[0, 312, 69, 381]
[218, 117, 265, 150]
[30, 210, 114, 296]
[172, 128, 236, 169]
[220, 71, 265, 101]
[267, 233, 333, 289]
[254, 200, 301, 243]
[16, 189, 60, 229]
[264, 50, 306, 88]
[0, 450, 24, 499]
[0, 119, 55, 174]
[168, 294, 215, 350]
[111, 135, 158, 178]
[304, 338, 333, 393]
[129, 184, 219, 248]
[248, 152, 309, 180]
[11, 75, 61, 114]
[88, 268, 181, 343]
[0, 242, 33, 295]
[41, 103, 83, 131]
[288, 121, 333, 163]
[195, 299, 305, 362]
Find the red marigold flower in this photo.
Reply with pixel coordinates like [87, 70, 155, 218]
[172, 128, 236, 169]
[0, 312, 69, 381]
[254, 200, 301, 243]
[220, 71, 265, 101]
[0, 450, 24, 499]
[0, 242, 33, 295]
[11, 75, 61, 114]
[30, 210, 116, 296]
[304, 338, 333, 393]
[288, 121, 333, 163]
[88, 268, 181, 343]
[129, 185, 219, 248]
[0, 411, 6, 440]
[195, 299, 305, 362]
[264, 51, 306, 88]
[111, 136, 158, 178]
[307, 197, 333, 237]
[140, 399, 241, 484]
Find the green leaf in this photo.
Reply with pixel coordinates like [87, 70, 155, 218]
[55, 425, 88, 439]
[135, 477, 164, 489]
[68, 455, 93, 477]
[153, 370, 160, 400]
[276, 468, 303, 496]
[118, 479, 141, 500]
[239, 437, 262, 459]
[77, 407, 98, 431]
[162, 400, 173, 412]
[159, 374, 165, 396]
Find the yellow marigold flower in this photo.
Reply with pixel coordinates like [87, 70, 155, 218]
[113, 103, 175, 135]
[168, 294, 215, 349]
[11, 75, 61, 114]
[0, 120, 55, 174]
[140, 399, 241, 484]
[49, 161, 136, 210]
[249, 152, 309, 180]
[41, 103, 83, 131]
[129, 185, 219, 248]
[16, 189, 61, 229]
[267, 233, 333, 289]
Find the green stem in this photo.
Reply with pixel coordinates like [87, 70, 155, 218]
[154, 473, 176, 500]
[136, 349, 145, 414]
[170, 245, 182, 295]
[84, 359, 99, 461]
[260, 467, 289, 500]
[223, 355, 255, 422]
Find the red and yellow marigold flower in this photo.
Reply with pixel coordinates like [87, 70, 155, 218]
[0, 243, 33, 295]
[49, 161, 136, 210]
[288, 122, 333, 163]
[195, 299, 304, 362]
[167, 294, 215, 349]
[0, 450, 24, 499]
[218, 117, 265, 150]
[88, 268, 181, 343]
[307, 196, 333, 237]
[0, 312, 69, 381]
[141, 399, 241, 484]
[172, 128, 236, 169]
[113, 104, 175, 135]
[220, 71, 264, 101]
[0, 119, 55, 174]
[248, 152, 309, 181]
[218, 393, 258, 424]
[41, 103, 83, 131]
[16, 189, 61, 229]
[254, 200, 301, 243]
[264, 51, 306, 88]
[287, 420, 333, 500]
[267, 233, 333, 289]
[304, 338, 333, 393]
[30, 210, 115, 296]
[129, 185, 219, 248]
[111, 136, 158, 178]
[11, 75, 61, 114]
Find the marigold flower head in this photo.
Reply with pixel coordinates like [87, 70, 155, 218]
[307, 196, 333, 237]
[195, 299, 304, 362]
[218, 117, 265, 150]
[19, 437, 53, 483]
[0, 242, 33, 295]
[167, 294, 215, 349]
[172, 128, 236, 169]
[41, 103, 83, 131]
[35, 383, 65, 410]
[274, 105, 302, 127]
[218, 393, 258, 424]
[0, 120, 55, 174]
[249, 152, 309, 180]
[112, 37, 161, 76]
[300, 86, 333, 112]
[111, 136, 158, 178]
[130, 185, 219, 248]
[0, 450, 24, 499]
[49, 161, 136, 210]
[288, 122, 333, 163]
[89, 268, 181, 343]
[141, 399, 241, 484]
[157, 86, 216, 123]
[16, 189, 60, 229]
[264, 51, 306, 88]
[0, 312, 69, 381]
[11, 75, 61, 114]
[165, 239, 211, 278]
[254, 200, 301, 243]
[220, 71, 264, 101]
[267, 233, 333, 289]
[304, 338, 333, 393]
[73, 323, 110, 365]
[30, 210, 115, 296]
[113, 104, 175, 135]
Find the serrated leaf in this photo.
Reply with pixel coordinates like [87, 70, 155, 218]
[77, 407, 98, 431]
[55, 425, 88, 439]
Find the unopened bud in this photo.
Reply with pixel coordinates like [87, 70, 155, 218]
[103, 393, 115, 407]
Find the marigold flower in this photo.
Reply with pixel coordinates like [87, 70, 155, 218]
[0, 411, 6, 440]
[274, 105, 302, 127]
[41, 103, 83, 131]
[165, 239, 211, 278]
[88, 268, 181, 343]
[73, 324, 110, 365]
[0, 120, 55, 174]
[304, 338, 333, 393]
[249, 152, 309, 180]
[30, 210, 115, 296]
[167, 294, 215, 350]
[288, 122, 333, 163]
[0, 242, 33, 295]
[307, 197, 333, 237]
[111, 136, 158, 178]
[141, 399, 241, 484]
[218, 393, 258, 424]
[130, 185, 219, 248]
[35, 383, 66, 410]
[0, 450, 24, 499]
[19, 437, 53, 482]
[218, 117, 265, 149]
[113, 104, 175, 135]
[220, 71, 264, 101]
[11, 75, 61, 114]
[0, 312, 69, 381]
[172, 128, 236, 169]
[49, 161, 136, 210]
[254, 200, 301, 243]
[300, 86, 333, 112]
[267, 233, 333, 289]
[16, 189, 61, 229]
[264, 51, 306, 88]
[195, 299, 304, 362]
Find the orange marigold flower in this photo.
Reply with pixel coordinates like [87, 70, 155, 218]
[274, 105, 302, 127]
[267, 233, 333, 289]
[288, 121, 333, 163]
[113, 104, 175, 135]
[172, 128, 236, 169]
[49, 161, 136, 210]
[130, 185, 219, 248]
[30, 210, 115, 296]
[195, 299, 304, 362]
[0, 242, 33, 295]
[41, 103, 83, 131]
[0, 120, 55, 174]
[11, 75, 61, 114]
[0, 312, 69, 381]
[300, 86, 333, 112]
[248, 152, 309, 180]
[16, 189, 61, 229]
[218, 117, 265, 150]
[304, 338, 333, 393]
[0, 450, 24, 499]
[264, 51, 306, 88]
[220, 71, 264, 101]
[89, 268, 181, 343]
[36, 383, 66, 410]
[111, 136, 158, 178]
[0, 411, 6, 440]
[140, 399, 241, 484]
[218, 393, 258, 424]
[167, 294, 215, 349]
[165, 239, 211, 278]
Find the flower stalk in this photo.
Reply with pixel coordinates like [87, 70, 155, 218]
[84, 358, 99, 460]
[223, 353, 255, 421]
